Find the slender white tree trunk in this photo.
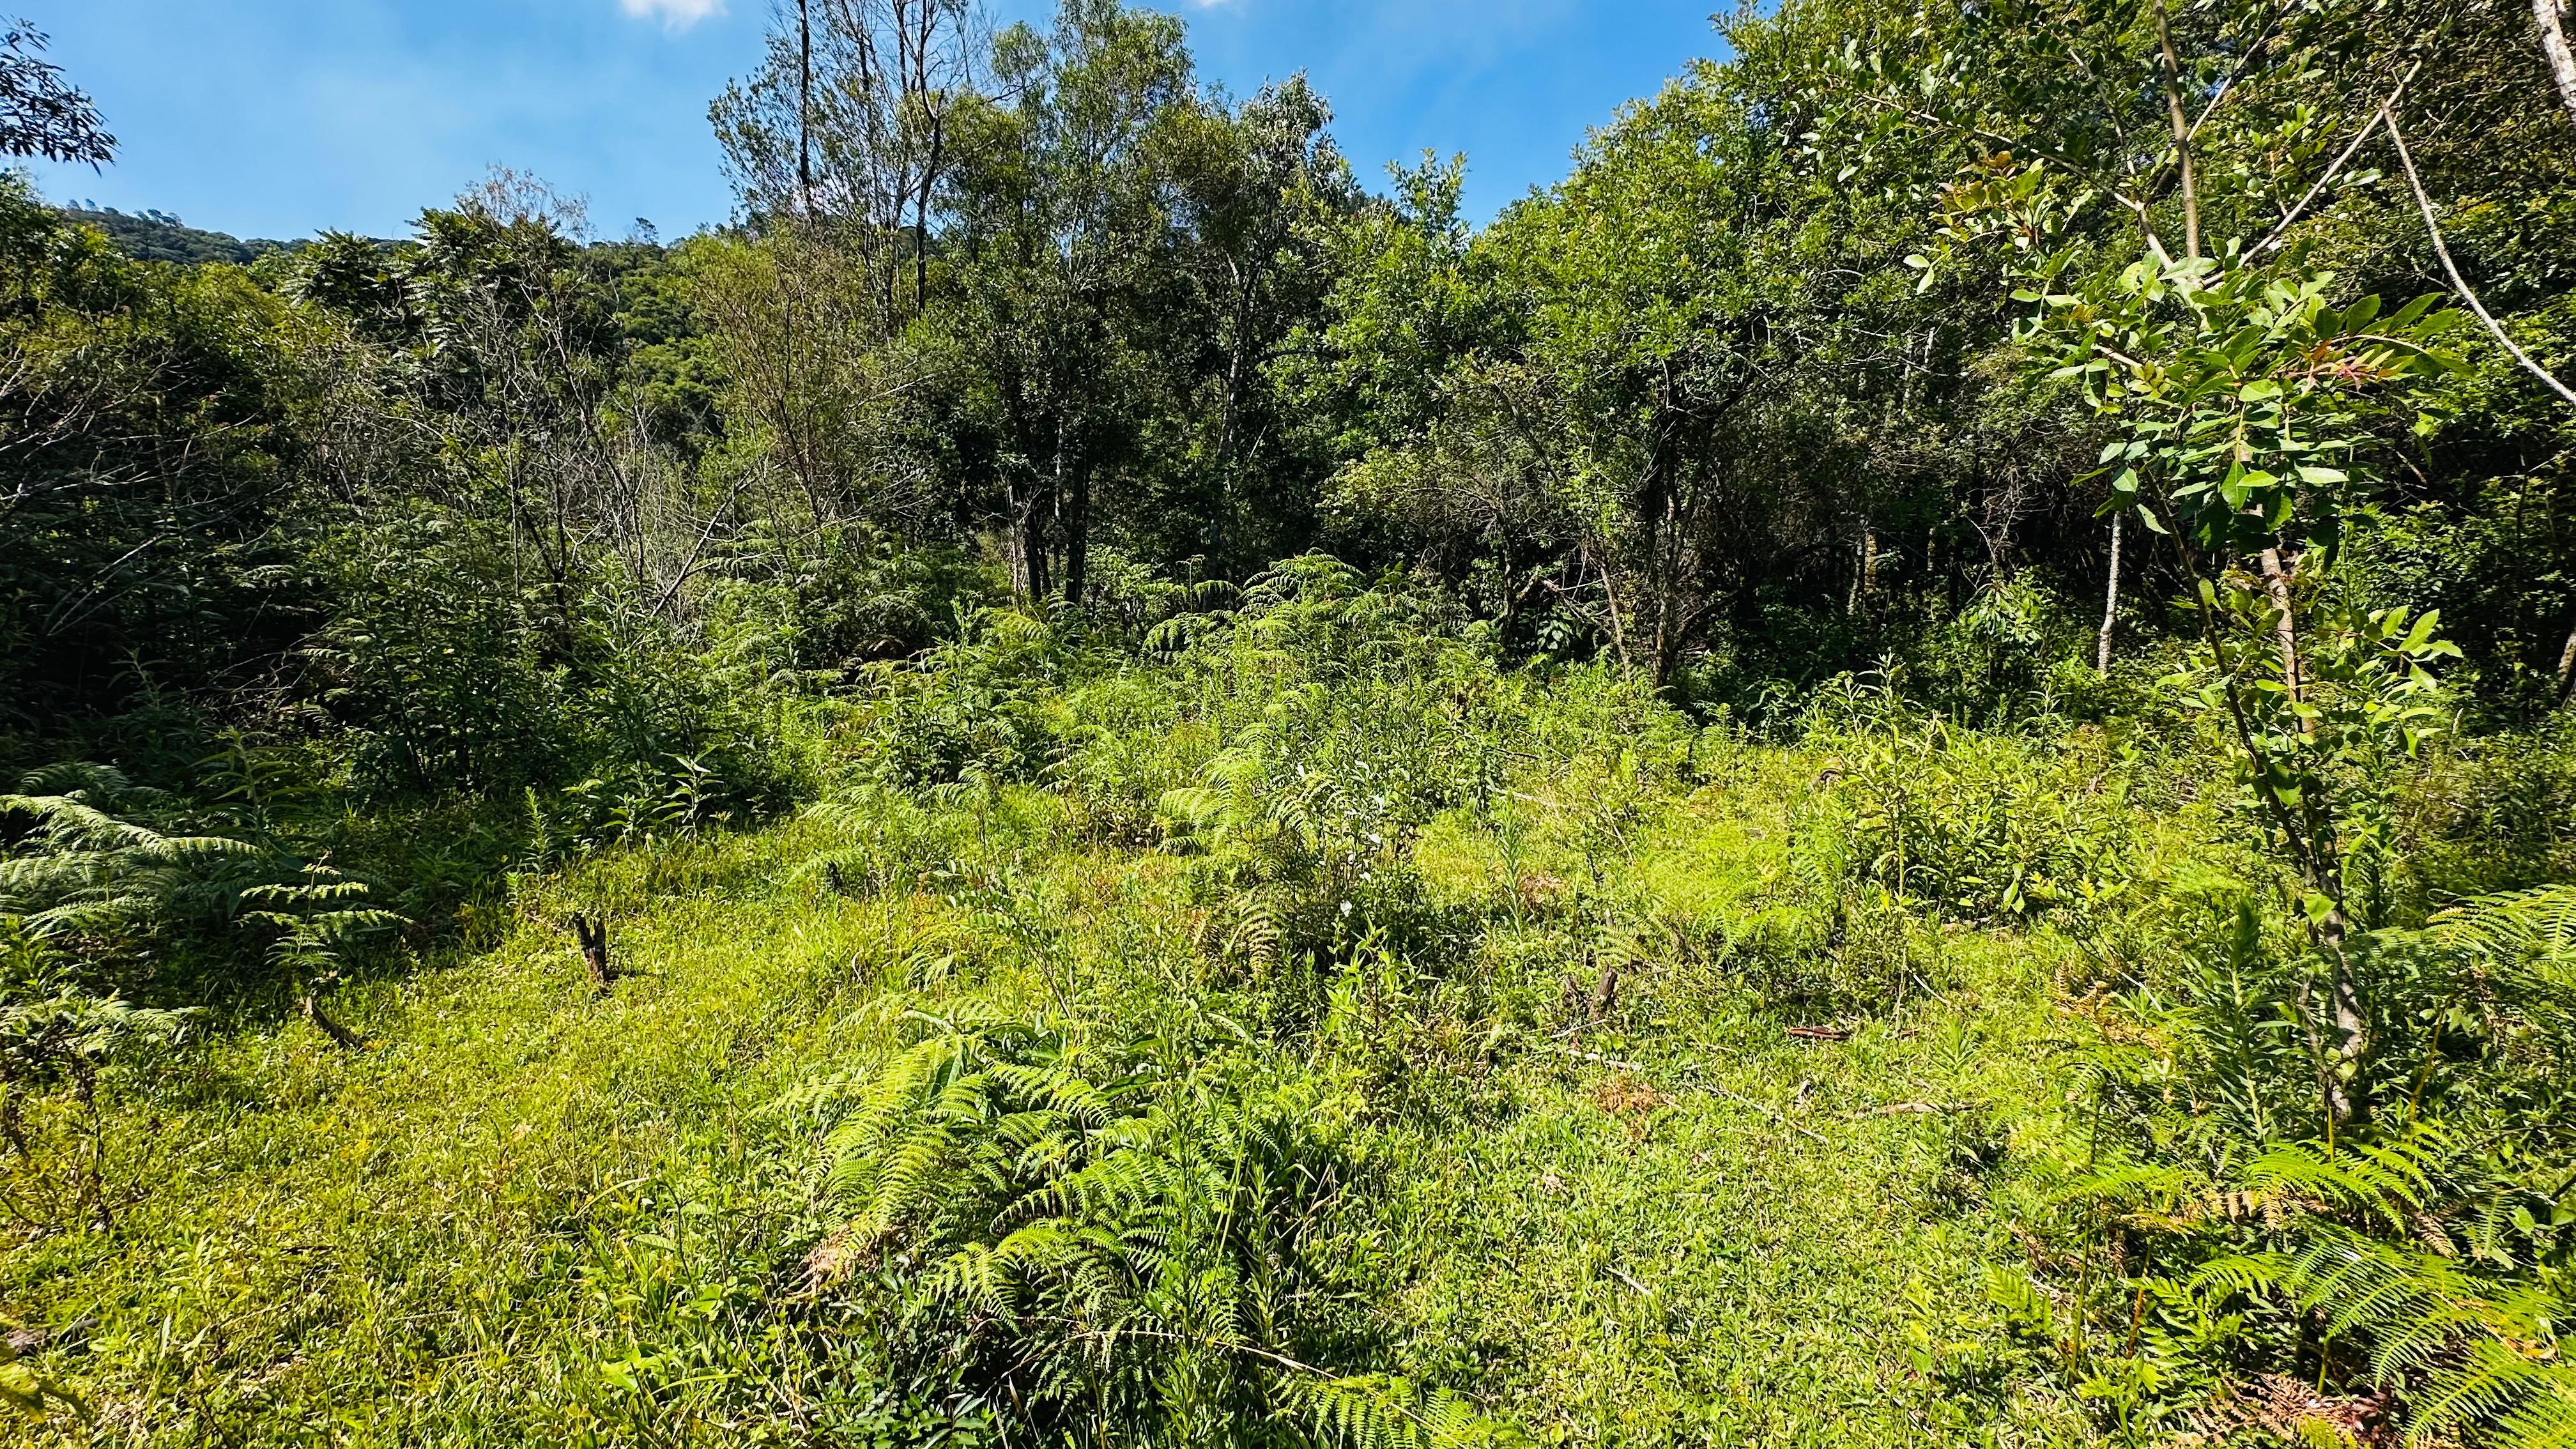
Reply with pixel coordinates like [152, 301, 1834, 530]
[2538, 0, 2576, 128]
[2097, 510, 2123, 673]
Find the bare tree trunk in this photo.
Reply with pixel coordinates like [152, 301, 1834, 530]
[1061, 463, 1090, 606]
[2538, 0, 2576, 128]
[2553, 609, 2576, 706]
[1846, 521, 1873, 615]
[2313, 901, 2368, 1127]
[2097, 509, 2124, 673]
[2154, 0, 2202, 261]
[1005, 480, 1036, 597]
[1010, 479, 1051, 603]
[1592, 547, 1632, 673]
[798, 0, 814, 215]
[2259, 545, 2303, 701]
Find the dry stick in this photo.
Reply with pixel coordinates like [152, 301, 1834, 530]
[1540, 1043, 1654, 1074]
[2383, 107, 2576, 411]
[1714, 1084, 1831, 1146]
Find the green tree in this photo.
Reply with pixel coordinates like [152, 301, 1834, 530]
[0, 18, 112, 167]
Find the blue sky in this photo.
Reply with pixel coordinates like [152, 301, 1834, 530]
[22, 1, 1727, 241]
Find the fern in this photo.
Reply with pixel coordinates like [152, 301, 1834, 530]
[809, 1013, 1512, 1446]
[1, 765, 401, 995]
[2025, 880, 2576, 1446]
[0, 767, 259, 944]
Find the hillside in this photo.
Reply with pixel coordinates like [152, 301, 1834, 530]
[54, 206, 291, 266]
[6, 591, 2131, 1445]
[10, 571, 2572, 1445]
[4, 741, 2092, 1445]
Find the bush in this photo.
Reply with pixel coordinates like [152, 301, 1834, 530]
[2002, 885, 2576, 1444]
[1795, 695, 2140, 928]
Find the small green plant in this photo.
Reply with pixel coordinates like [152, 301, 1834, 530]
[1831, 719, 2133, 926]
[0, 928, 192, 1232]
[812, 1011, 1512, 1448]
[2017, 246, 2465, 1123]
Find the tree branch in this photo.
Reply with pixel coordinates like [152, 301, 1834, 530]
[2382, 105, 2576, 411]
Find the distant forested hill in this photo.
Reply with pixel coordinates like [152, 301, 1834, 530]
[56, 205, 291, 264]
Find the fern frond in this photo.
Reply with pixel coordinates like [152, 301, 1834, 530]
[1278, 1370, 1520, 1449]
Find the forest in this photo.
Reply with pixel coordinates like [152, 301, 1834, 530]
[4, 0, 2576, 1443]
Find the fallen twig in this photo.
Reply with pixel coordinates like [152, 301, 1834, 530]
[1604, 1264, 1655, 1297]
[1710, 1084, 1831, 1146]
[1855, 1101, 1972, 1117]
[1537, 1043, 1653, 1074]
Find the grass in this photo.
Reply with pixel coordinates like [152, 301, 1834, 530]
[4, 723, 2136, 1447]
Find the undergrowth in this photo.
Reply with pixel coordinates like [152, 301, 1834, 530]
[4, 567, 2572, 1446]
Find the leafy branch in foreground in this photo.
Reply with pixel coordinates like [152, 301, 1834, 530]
[2046, 254, 2461, 1126]
[2007, 885, 2576, 1445]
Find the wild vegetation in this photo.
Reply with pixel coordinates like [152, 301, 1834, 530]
[6, 0, 2576, 1444]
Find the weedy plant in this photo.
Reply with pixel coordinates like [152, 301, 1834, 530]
[0, 927, 192, 1234]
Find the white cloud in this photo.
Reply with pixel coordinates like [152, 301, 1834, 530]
[620, 0, 725, 31]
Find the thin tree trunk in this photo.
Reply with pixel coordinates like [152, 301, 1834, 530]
[797, 0, 814, 215]
[2538, 0, 2576, 128]
[2174, 532, 2363, 1123]
[2097, 510, 2124, 673]
[2259, 545, 2303, 702]
[2320, 904, 2366, 1127]
[1062, 463, 1090, 606]
[912, 154, 936, 316]
[1593, 548, 1632, 673]
[2553, 609, 2576, 706]
[2155, 0, 2203, 261]
[1006, 479, 1048, 601]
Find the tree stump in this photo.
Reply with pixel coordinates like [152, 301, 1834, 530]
[571, 913, 612, 992]
[301, 994, 369, 1050]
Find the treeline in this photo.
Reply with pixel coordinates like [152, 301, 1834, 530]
[55, 206, 291, 266]
[5, 0, 2576, 937]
